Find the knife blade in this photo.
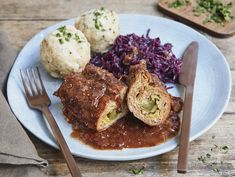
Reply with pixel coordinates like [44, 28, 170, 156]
[177, 41, 199, 173]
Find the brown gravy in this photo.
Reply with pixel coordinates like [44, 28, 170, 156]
[71, 112, 180, 150]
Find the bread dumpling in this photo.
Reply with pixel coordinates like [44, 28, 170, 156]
[126, 61, 172, 126]
[75, 7, 119, 53]
[40, 25, 90, 78]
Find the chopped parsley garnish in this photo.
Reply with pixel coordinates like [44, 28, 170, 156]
[197, 137, 229, 174]
[212, 167, 220, 173]
[94, 18, 100, 30]
[168, 0, 191, 8]
[93, 8, 106, 31]
[198, 156, 207, 163]
[56, 33, 61, 37]
[94, 11, 102, 17]
[58, 38, 63, 44]
[129, 167, 145, 175]
[74, 34, 83, 43]
[64, 32, 72, 41]
[168, 0, 233, 26]
[58, 26, 66, 33]
[66, 32, 72, 38]
[220, 145, 229, 153]
[206, 153, 211, 158]
[56, 26, 82, 44]
[194, 0, 233, 26]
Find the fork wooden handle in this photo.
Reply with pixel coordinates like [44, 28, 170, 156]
[177, 85, 194, 173]
[41, 106, 82, 177]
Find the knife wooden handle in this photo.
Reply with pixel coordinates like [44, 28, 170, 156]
[177, 85, 194, 173]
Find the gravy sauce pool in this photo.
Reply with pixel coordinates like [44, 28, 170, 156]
[70, 112, 180, 150]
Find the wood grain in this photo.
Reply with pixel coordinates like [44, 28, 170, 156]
[158, 0, 235, 37]
[1, 0, 235, 176]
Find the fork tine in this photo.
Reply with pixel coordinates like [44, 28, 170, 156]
[32, 68, 42, 94]
[26, 68, 36, 96]
[36, 67, 46, 93]
[20, 70, 30, 98]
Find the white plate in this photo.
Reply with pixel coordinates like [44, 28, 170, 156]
[7, 14, 231, 161]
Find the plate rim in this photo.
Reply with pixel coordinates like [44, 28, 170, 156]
[7, 14, 232, 161]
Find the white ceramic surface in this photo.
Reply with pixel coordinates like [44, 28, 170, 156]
[7, 14, 231, 161]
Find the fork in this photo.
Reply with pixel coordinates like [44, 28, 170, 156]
[20, 67, 82, 177]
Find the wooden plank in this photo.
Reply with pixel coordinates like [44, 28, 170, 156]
[29, 113, 235, 177]
[158, 0, 235, 37]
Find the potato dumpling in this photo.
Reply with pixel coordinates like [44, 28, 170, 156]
[40, 25, 90, 78]
[75, 7, 119, 53]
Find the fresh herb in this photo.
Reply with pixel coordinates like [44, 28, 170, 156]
[168, 0, 191, 8]
[212, 135, 215, 139]
[64, 32, 72, 41]
[66, 32, 72, 38]
[74, 34, 83, 43]
[56, 33, 61, 37]
[220, 145, 229, 154]
[197, 143, 229, 174]
[198, 155, 207, 163]
[212, 167, 220, 173]
[93, 8, 106, 31]
[58, 38, 63, 44]
[94, 11, 102, 17]
[129, 167, 145, 175]
[206, 153, 211, 158]
[56, 26, 82, 44]
[211, 144, 218, 151]
[94, 19, 100, 30]
[100, 6, 105, 11]
[194, 5, 205, 16]
[58, 26, 66, 33]
[210, 162, 220, 173]
[194, 0, 233, 26]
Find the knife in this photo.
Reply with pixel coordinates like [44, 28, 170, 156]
[177, 41, 199, 173]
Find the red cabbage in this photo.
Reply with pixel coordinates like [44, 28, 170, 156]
[90, 30, 182, 83]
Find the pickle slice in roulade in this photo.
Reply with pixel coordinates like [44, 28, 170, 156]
[126, 61, 173, 126]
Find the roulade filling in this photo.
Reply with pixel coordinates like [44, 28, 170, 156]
[141, 94, 161, 115]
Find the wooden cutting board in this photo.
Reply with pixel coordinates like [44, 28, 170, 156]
[157, 0, 235, 38]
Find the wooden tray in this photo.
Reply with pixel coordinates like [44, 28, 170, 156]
[157, 0, 235, 38]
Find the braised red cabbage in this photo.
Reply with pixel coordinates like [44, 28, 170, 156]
[91, 30, 182, 83]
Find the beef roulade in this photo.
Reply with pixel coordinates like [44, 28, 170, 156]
[54, 64, 128, 131]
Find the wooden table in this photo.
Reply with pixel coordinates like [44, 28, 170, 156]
[1, 0, 235, 176]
